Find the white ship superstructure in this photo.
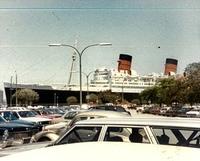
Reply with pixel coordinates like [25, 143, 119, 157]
[89, 67, 163, 93]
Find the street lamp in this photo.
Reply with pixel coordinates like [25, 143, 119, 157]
[49, 43, 112, 107]
[82, 71, 95, 96]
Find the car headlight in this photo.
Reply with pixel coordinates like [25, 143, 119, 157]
[2, 129, 9, 141]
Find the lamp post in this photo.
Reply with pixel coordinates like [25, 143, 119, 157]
[10, 76, 13, 107]
[15, 71, 18, 106]
[82, 71, 95, 96]
[49, 43, 112, 107]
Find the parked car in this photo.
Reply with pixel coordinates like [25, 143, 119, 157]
[0, 110, 43, 130]
[176, 108, 193, 117]
[162, 107, 181, 117]
[31, 110, 131, 142]
[53, 117, 200, 148]
[89, 105, 131, 115]
[1, 142, 200, 161]
[0, 115, 41, 148]
[51, 109, 88, 124]
[32, 108, 62, 119]
[186, 109, 200, 118]
[3, 108, 51, 125]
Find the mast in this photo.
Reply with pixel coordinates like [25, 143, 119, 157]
[67, 53, 76, 86]
[67, 40, 78, 86]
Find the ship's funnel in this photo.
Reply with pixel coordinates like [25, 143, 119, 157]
[118, 54, 132, 75]
[164, 58, 178, 75]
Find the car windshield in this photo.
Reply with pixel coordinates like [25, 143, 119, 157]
[18, 111, 37, 118]
[0, 111, 18, 121]
[64, 111, 79, 120]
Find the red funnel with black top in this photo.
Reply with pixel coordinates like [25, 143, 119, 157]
[164, 58, 178, 75]
[118, 54, 132, 75]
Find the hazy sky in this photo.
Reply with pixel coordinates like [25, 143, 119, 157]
[1, 0, 200, 90]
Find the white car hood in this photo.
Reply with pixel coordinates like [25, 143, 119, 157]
[20, 117, 51, 123]
[1, 142, 200, 161]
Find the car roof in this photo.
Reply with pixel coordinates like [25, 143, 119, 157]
[75, 117, 200, 128]
[74, 110, 131, 118]
[1, 142, 200, 161]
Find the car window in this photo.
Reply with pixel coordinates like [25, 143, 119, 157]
[152, 127, 200, 148]
[12, 112, 19, 119]
[0, 112, 18, 121]
[64, 111, 78, 119]
[18, 111, 36, 117]
[57, 126, 102, 145]
[104, 126, 150, 143]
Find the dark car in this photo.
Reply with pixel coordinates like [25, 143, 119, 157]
[0, 111, 43, 130]
[0, 115, 42, 148]
[176, 108, 193, 117]
[163, 107, 181, 117]
[89, 105, 131, 115]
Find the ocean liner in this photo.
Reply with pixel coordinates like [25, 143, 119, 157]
[4, 54, 178, 106]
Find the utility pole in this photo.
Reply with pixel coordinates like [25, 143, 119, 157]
[10, 76, 13, 107]
[15, 71, 18, 106]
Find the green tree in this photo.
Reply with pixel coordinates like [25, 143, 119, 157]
[172, 78, 188, 104]
[184, 62, 200, 104]
[87, 93, 98, 103]
[140, 86, 160, 104]
[140, 78, 185, 106]
[66, 96, 78, 105]
[98, 90, 120, 104]
[156, 78, 178, 105]
[12, 88, 39, 106]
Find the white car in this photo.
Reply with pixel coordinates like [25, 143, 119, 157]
[186, 109, 200, 117]
[0, 142, 200, 161]
[53, 117, 200, 148]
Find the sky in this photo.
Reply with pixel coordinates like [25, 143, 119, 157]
[1, 0, 200, 91]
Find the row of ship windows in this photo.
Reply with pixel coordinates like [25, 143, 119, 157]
[91, 82, 155, 85]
